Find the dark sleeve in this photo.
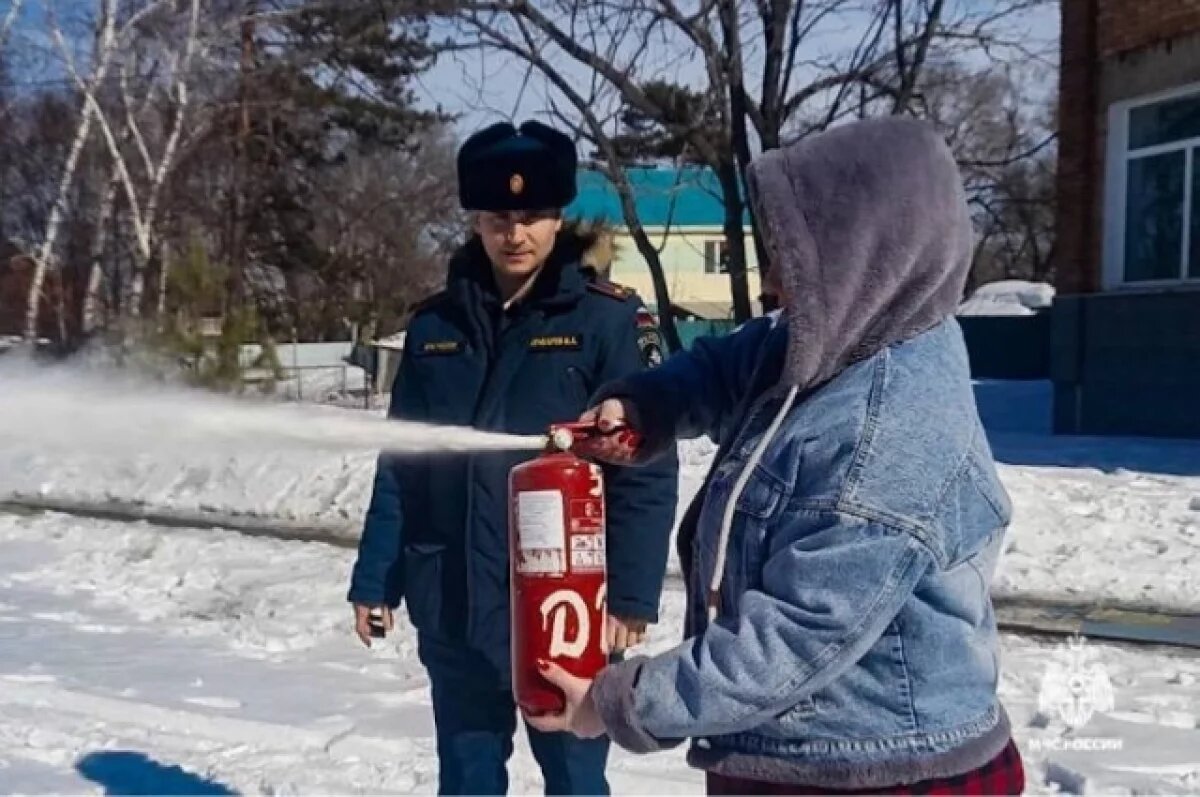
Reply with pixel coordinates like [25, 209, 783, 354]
[347, 344, 419, 607]
[593, 314, 779, 461]
[596, 303, 680, 623]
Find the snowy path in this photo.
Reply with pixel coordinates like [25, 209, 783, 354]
[3, 513, 1199, 795]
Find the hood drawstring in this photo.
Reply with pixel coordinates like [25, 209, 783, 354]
[706, 384, 801, 622]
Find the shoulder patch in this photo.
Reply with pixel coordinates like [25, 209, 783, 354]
[408, 290, 449, 316]
[586, 279, 634, 302]
[634, 308, 665, 369]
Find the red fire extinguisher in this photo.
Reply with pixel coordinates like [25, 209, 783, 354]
[508, 421, 640, 716]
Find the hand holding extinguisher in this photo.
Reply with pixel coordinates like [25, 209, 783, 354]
[524, 659, 608, 739]
[565, 398, 644, 466]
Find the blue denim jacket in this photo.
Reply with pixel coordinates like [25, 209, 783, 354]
[591, 317, 1015, 789]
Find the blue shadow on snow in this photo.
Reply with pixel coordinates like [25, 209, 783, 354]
[76, 751, 237, 796]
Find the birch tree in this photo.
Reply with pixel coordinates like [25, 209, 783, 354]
[25, 0, 119, 342]
[53, 0, 203, 322]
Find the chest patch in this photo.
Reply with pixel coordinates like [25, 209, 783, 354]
[529, 334, 583, 352]
[417, 339, 464, 356]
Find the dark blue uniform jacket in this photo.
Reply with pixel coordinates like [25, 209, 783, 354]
[348, 234, 679, 682]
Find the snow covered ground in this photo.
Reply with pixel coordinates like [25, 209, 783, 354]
[973, 381, 1200, 612]
[1, 374, 1199, 792]
[3, 381, 1198, 613]
[1, 512, 1198, 795]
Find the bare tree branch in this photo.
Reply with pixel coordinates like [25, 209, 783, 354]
[892, 0, 946, 113]
[956, 130, 1056, 168]
[0, 0, 24, 54]
[480, 1, 728, 167]
[459, 6, 685, 349]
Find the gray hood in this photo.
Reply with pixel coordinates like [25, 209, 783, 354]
[745, 117, 973, 390]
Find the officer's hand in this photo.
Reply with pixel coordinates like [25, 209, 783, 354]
[353, 603, 393, 647]
[606, 614, 647, 653]
[523, 660, 606, 739]
[577, 399, 639, 465]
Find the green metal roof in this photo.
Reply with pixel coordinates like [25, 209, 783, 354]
[567, 166, 747, 228]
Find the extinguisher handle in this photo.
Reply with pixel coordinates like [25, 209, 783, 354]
[554, 419, 630, 437]
[547, 420, 643, 460]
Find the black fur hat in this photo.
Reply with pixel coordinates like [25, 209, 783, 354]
[457, 120, 578, 211]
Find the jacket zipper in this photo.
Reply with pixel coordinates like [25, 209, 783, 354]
[463, 305, 498, 649]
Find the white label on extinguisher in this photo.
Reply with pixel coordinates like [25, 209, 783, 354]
[517, 490, 566, 574]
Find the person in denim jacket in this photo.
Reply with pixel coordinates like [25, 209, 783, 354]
[525, 117, 1025, 795]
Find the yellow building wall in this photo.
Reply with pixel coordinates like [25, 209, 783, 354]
[605, 226, 761, 317]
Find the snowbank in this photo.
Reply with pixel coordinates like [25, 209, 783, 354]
[974, 279, 1056, 308]
[959, 279, 1055, 317]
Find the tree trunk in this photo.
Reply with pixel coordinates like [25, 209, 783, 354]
[28, 0, 118, 342]
[729, 76, 771, 315]
[604, 167, 683, 352]
[26, 96, 98, 341]
[719, 0, 769, 319]
[128, 245, 146, 319]
[716, 160, 753, 323]
[56, 275, 68, 346]
[157, 239, 170, 319]
[628, 227, 683, 352]
[82, 176, 118, 335]
[228, 4, 256, 311]
[83, 256, 106, 334]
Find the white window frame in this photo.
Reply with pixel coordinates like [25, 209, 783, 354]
[703, 238, 729, 274]
[1103, 80, 1200, 290]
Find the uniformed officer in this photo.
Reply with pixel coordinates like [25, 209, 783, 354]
[347, 120, 679, 795]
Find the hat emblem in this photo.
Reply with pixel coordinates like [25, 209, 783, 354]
[509, 173, 525, 195]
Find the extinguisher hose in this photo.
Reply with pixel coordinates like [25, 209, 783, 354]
[706, 384, 801, 623]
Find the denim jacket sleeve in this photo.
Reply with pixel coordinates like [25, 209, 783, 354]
[591, 509, 934, 752]
[596, 302, 680, 623]
[592, 314, 780, 459]
[346, 346, 420, 608]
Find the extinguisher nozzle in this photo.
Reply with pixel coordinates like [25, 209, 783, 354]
[548, 427, 576, 452]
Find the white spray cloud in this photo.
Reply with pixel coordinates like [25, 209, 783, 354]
[0, 357, 546, 458]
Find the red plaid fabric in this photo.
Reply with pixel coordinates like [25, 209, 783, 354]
[705, 739, 1025, 796]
